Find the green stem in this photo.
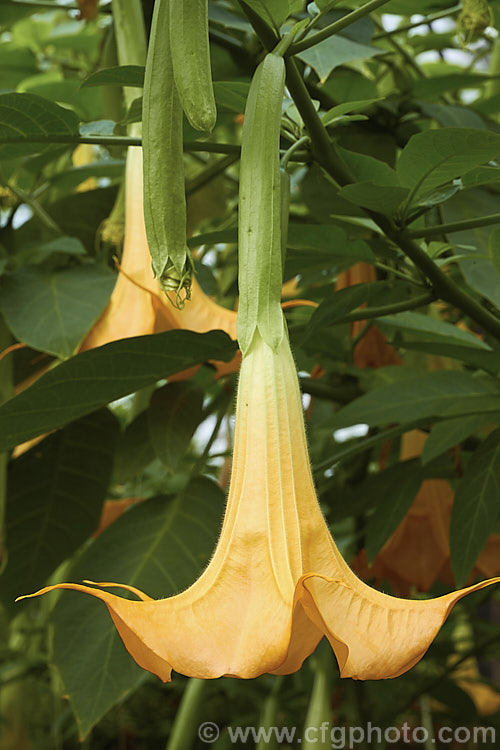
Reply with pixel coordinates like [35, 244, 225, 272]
[336, 291, 436, 324]
[303, 642, 335, 750]
[313, 419, 428, 472]
[257, 677, 283, 750]
[289, 0, 393, 55]
[406, 212, 500, 239]
[280, 135, 310, 170]
[0, 135, 244, 154]
[373, 4, 461, 39]
[165, 678, 207, 750]
[191, 405, 229, 477]
[280, 56, 500, 338]
[419, 695, 435, 750]
[272, 31, 297, 57]
[186, 153, 239, 198]
[0, 316, 14, 574]
[1, 176, 60, 233]
[374, 261, 426, 287]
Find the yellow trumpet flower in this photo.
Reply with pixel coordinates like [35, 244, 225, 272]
[81, 146, 239, 377]
[353, 430, 500, 596]
[17, 331, 499, 682]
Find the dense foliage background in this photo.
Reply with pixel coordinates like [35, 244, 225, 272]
[0, 0, 499, 747]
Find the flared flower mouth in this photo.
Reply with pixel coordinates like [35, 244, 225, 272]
[17, 331, 499, 682]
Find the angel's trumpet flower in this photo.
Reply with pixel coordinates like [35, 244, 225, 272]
[17, 331, 500, 682]
[80, 146, 238, 377]
[352, 430, 500, 596]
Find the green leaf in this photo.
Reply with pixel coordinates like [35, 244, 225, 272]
[14, 236, 87, 266]
[297, 35, 383, 83]
[50, 476, 225, 738]
[422, 414, 500, 465]
[397, 128, 500, 206]
[187, 228, 237, 250]
[339, 182, 409, 214]
[307, 281, 415, 335]
[0, 92, 79, 159]
[148, 382, 204, 469]
[377, 311, 492, 350]
[365, 460, 423, 563]
[462, 166, 500, 188]
[81, 65, 145, 89]
[0, 331, 237, 452]
[242, 0, 300, 28]
[285, 224, 375, 277]
[46, 160, 125, 197]
[113, 411, 156, 483]
[1, 409, 118, 610]
[45, 186, 119, 253]
[321, 99, 381, 126]
[0, 44, 37, 89]
[338, 147, 401, 186]
[413, 73, 499, 100]
[489, 228, 500, 278]
[213, 81, 249, 113]
[419, 102, 487, 130]
[397, 340, 500, 374]
[0, 265, 116, 358]
[450, 429, 500, 586]
[459, 251, 500, 308]
[333, 371, 500, 428]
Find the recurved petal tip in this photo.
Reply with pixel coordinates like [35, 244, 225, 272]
[299, 573, 500, 681]
[81, 581, 153, 601]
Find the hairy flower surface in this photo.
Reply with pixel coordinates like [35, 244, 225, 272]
[18, 331, 499, 682]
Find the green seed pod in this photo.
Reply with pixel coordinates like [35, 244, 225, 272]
[238, 52, 286, 355]
[280, 166, 290, 269]
[142, 0, 193, 305]
[458, 0, 492, 44]
[169, 0, 217, 134]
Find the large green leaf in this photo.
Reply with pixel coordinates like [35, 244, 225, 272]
[365, 460, 423, 563]
[148, 382, 204, 469]
[242, 0, 301, 28]
[393, 340, 500, 374]
[213, 81, 249, 113]
[0, 265, 116, 358]
[285, 223, 375, 277]
[421, 414, 500, 465]
[339, 182, 409, 214]
[377, 311, 492, 350]
[297, 34, 383, 83]
[81, 65, 145, 89]
[46, 186, 119, 253]
[307, 281, 416, 335]
[333, 371, 500, 428]
[1, 409, 118, 610]
[0, 92, 79, 159]
[0, 331, 237, 452]
[50, 476, 225, 737]
[114, 411, 156, 483]
[450, 429, 500, 586]
[397, 128, 500, 205]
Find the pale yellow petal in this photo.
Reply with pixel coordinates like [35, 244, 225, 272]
[298, 573, 500, 680]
